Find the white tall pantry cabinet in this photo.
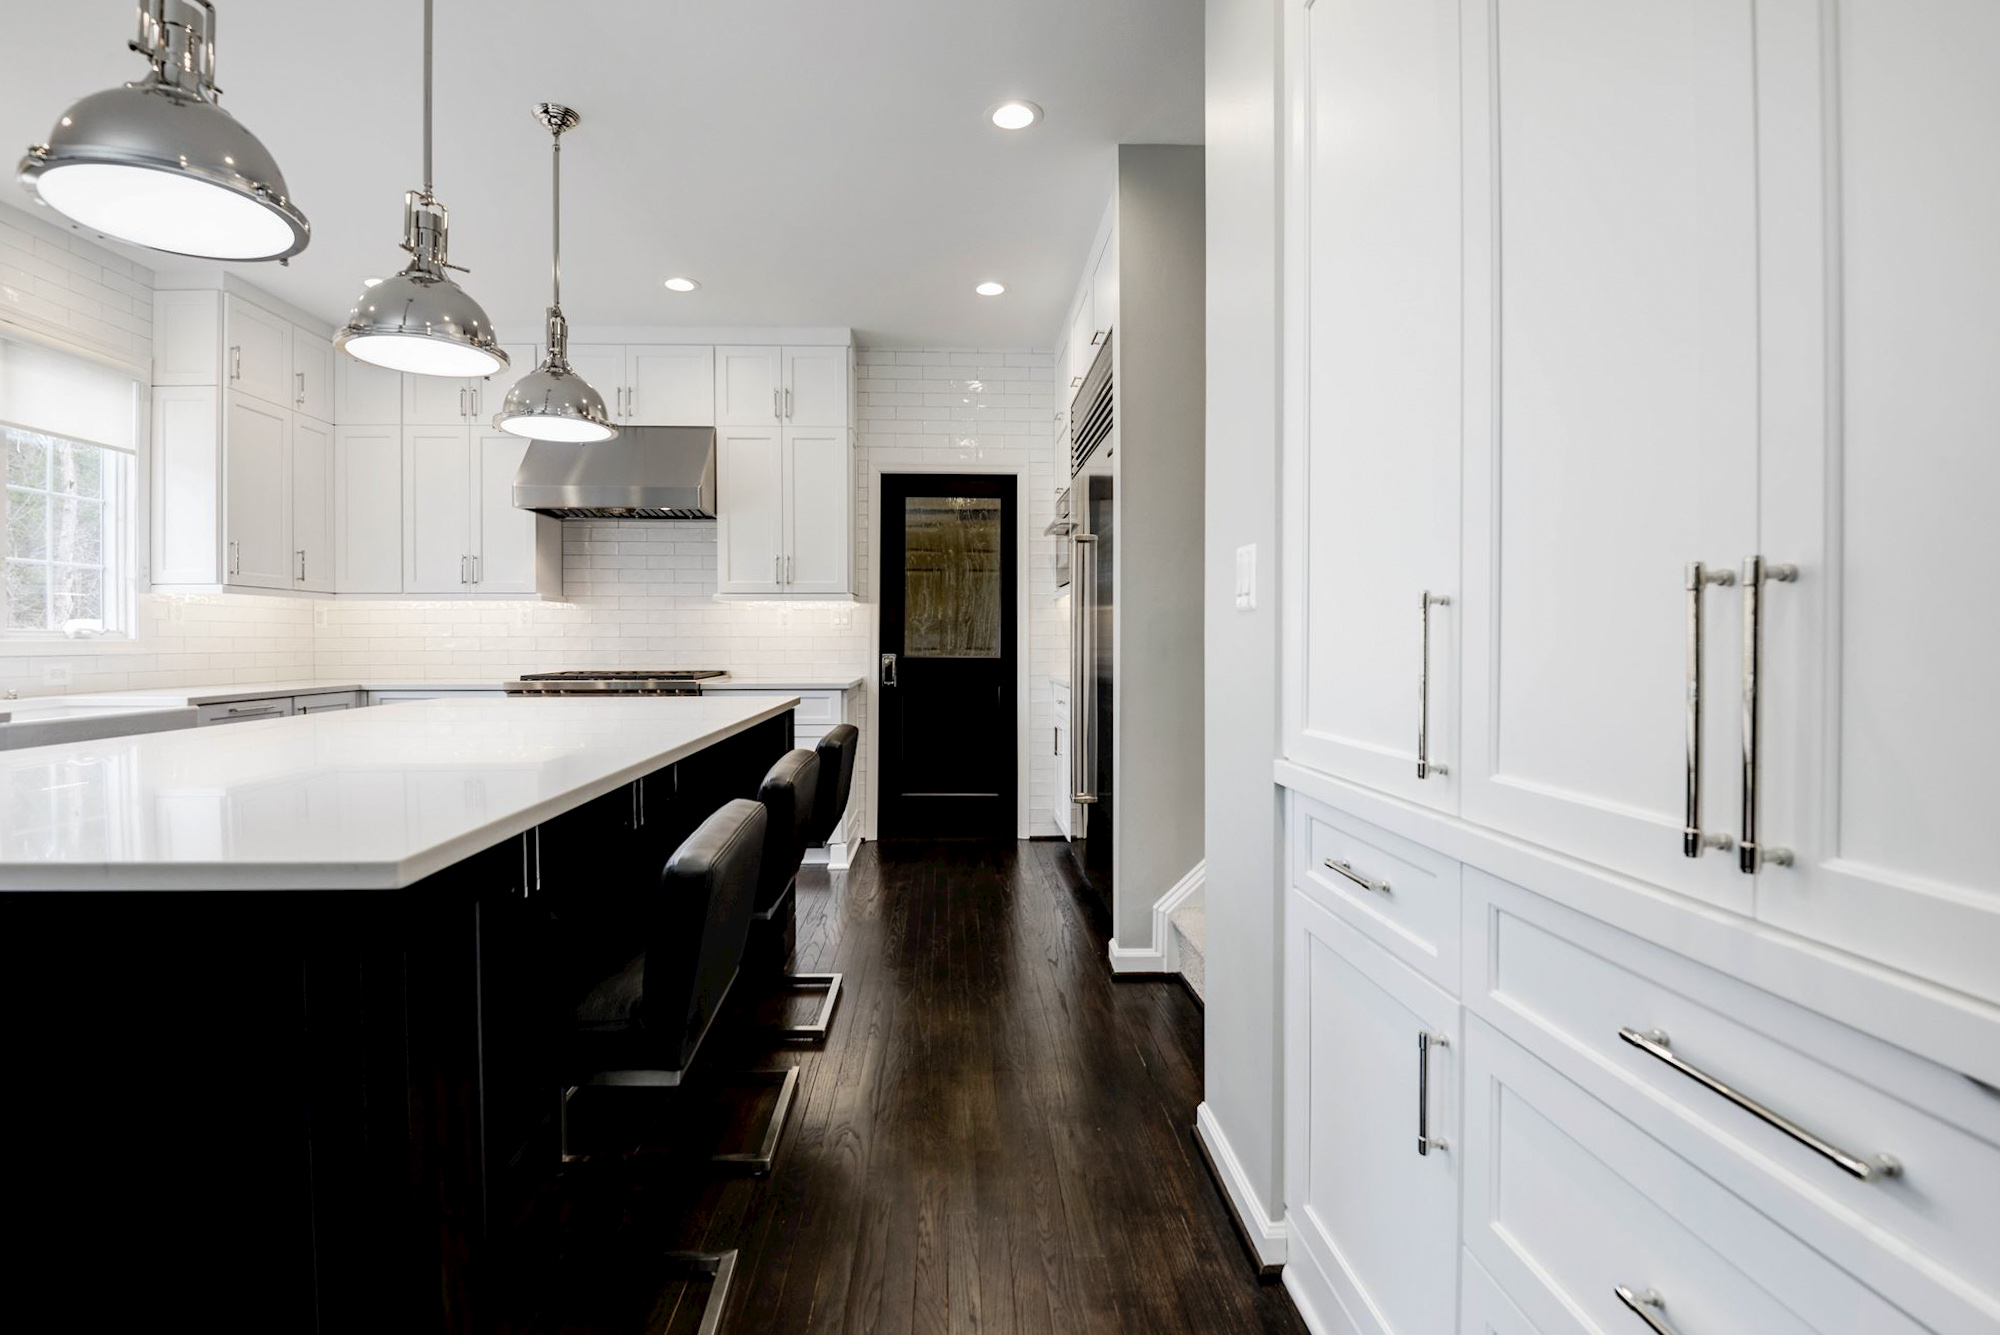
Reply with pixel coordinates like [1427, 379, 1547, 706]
[1277, 5, 2000, 1335]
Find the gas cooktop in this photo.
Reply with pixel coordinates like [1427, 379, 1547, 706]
[501, 670, 730, 696]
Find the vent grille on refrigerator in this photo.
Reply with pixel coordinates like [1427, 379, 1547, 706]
[1070, 332, 1114, 475]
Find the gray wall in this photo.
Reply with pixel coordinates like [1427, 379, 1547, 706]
[1114, 144, 1208, 948]
[1201, 0, 1285, 1218]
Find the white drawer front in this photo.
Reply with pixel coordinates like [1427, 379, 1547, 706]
[1467, 870, 2000, 1335]
[1291, 792, 1461, 992]
[293, 690, 362, 714]
[709, 688, 837, 726]
[197, 698, 295, 726]
[1465, 1018, 1927, 1335]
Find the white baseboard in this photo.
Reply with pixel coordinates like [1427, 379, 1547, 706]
[1107, 859, 1205, 974]
[1194, 1101, 1288, 1270]
[804, 836, 861, 872]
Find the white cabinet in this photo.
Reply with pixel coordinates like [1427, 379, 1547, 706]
[290, 325, 333, 421]
[294, 690, 362, 714]
[1285, 884, 1459, 1335]
[223, 294, 292, 408]
[629, 346, 715, 424]
[1088, 227, 1118, 343]
[565, 344, 629, 416]
[334, 354, 401, 424]
[715, 346, 783, 424]
[1286, 0, 1461, 814]
[716, 345, 850, 426]
[152, 291, 220, 386]
[716, 426, 785, 593]
[783, 428, 849, 594]
[150, 385, 220, 586]
[716, 426, 850, 597]
[221, 390, 292, 591]
[1066, 297, 1095, 389]
[403, 426, 473, 594]
[402, 426, 560, 597]
[333, 425, 403, 594]
[290, 414, 333, 592]
[780, 346, 849, 427]
[196, 697, 296, 727]
[399, 345, 534, 429]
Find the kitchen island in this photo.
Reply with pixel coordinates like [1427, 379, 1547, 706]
[0, 696, 798, 1333]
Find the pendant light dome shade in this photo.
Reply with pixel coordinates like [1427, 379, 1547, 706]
[335, 0, 505, 379]
[19, 3, 309, 261]
[494, 104, 616, 443]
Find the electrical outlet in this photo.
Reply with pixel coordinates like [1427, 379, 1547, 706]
[41, 661, 72, 686]
[1234, 544, 1258, 612]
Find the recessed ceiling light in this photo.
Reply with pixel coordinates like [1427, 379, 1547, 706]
[663, 276, 700, 292]
[988, 100, 1043, 131]
[974, 281, 1006, 297]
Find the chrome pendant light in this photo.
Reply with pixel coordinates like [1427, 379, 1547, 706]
[334, 0, 505, 378]
[494, 105, 615, 443]
[18, 1, 309, 261]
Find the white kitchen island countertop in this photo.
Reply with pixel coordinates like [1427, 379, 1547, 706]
[0, 696, 795, 892]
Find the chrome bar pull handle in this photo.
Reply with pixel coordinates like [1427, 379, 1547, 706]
[1417, 592, 1450, 779]
[1739, 557, 1797, 872]
[1416, 1031, 1448, 1155]
[1323, 858, 1390, 896]
[773, 387, 781, 419]
[1684, 562, 1737, 857]
[1617, 1026, 1899, 1180]
[1614, 1287, 1679, 1335]
[1073, 532, 1100, 804]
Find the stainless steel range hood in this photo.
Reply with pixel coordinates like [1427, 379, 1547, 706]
[512, 426, 717, 519]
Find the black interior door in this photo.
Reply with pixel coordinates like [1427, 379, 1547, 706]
[879, 473, 1018, 837]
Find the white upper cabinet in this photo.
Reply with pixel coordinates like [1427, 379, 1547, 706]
[334, 354, 401, 424]
[628, 346, 715, 425]
[402, 426, 473, 595]
[290, 414, 333, 593]
[783, 427, 849, 594]
[150, 385, 220, 585]
[290, 325, 333, 421]
[1286, 0, 1462, 814]
[716, 426, 785, 593]
[223, 294, 293, 410]
[1754, 0, 2000, 1004]
[222, 390, 292, 591]
[780, 346, 849, 427]
[473, 432, 556, 595]
[1453, 0, 1762, 912]
[565, 344, 628, 417]
[1066, 295, 1095, 389]
[402, 368, 476, 427]
[333, 425, 403, 594]
[152, 291, 220, 386]
[715, 345, 783, 424]
[1089, 227, 1119, 343]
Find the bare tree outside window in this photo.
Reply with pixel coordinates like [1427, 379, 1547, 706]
[4, 427, 126, 635]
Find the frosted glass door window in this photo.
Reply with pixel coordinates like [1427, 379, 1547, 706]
[903, 496, 1002, 658]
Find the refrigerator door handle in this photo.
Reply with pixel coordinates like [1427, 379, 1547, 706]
[1073, 532, 1100, 804]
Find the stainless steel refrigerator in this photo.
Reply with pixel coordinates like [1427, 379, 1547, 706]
[1068, 336, 1116, 905]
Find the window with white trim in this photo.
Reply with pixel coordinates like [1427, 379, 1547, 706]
[0, 334, 140, 637]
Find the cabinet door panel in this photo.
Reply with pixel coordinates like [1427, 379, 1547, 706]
[630, 346, 715, 425]
[1289, 0, 1461, 810]
[565, 345, 628, 420]
[224, 296, 291, 408]
[715, 346, 781, 425]
[290, 415, 333, 592]
[402, 427, 471, 594]
[783, 428, 849, 594]
[403, 371, 471, 427]
[291, 326, 332, 419]
[150, 386, 220, 585]
[1459, 0, 1759, 908]
[333, 426, 403, 594]
[334, 354, 402, 425]
[152, 291, 219, 386]
[781, 346, 848, 427]
[222, 391, 291, 590]
[474, 432, 539, 592]
[716, 427, 784, 593]
[1759, 0, 2000, 1002]
[1089, 228, 1118, 343]
[1285, 886, 1458, 1335]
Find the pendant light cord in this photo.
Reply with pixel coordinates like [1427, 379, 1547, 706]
[422, 0, 434, 196]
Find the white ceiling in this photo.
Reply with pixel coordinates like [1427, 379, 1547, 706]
[0, 0, 1203, 347]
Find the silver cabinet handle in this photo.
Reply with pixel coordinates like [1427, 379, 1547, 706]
[459, 555, 469, 585]
[774, 554, 782, 585]
[1416, 1031, 1449, 1155]
[880, 653, 898, 688]
[1614, 1288, 1679, 1335]
[1738, 556, 1797, 872]
[1617, 1026, 1899, 1180]
[1683, 562, 1737, 857]
[295, 370, 306, 407]
[295, 549, 305, 582]
[786, 554, 793, 583]
[227, 539, 240, 576]
[1323, 857, 1390, 896]
[1417, 591, 1450, 779]
[773, 387, 781, 419]
[225, 704, 282, 717]
[470, 385, 479, 419]
[785, 386, 793, 419]
[229, 345, 241, 381]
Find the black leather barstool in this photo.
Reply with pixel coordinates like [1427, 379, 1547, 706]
[748, 748, 846, 1042]
[559, 797, 800, 1178]
[806, 724, 860, 851]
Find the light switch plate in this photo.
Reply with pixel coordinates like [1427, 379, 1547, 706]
[1234, 544, 1258, 612]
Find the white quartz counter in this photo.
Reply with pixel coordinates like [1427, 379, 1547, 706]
[706, 677, 864, 692]
[0, 696, 796, 892]
[97, 680, 506, 706]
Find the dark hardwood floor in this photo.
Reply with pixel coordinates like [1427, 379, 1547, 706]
[513, 839, 1308, 1335]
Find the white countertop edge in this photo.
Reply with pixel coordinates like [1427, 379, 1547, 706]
[707, 678, 864, 691]
[1, 695, 800, 893]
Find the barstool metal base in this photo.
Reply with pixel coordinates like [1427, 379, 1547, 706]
[560, 1065, 800, 1177]
[710, 1065, 800, 1175]
[659, 1248, 737, 1335]
[771, 971, 842, 1042]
